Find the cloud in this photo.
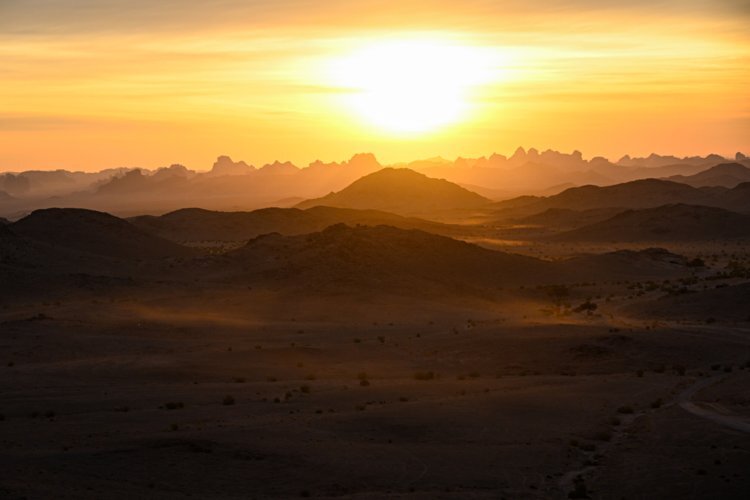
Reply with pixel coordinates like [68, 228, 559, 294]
[1, 1, 748, 36]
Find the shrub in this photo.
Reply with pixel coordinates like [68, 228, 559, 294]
[359, 379, 370, 387]
[413, 371, 435, 381]
[164, 402, 184, 410]
[300, 385, 311, 394]
[650, 398, 663, 409]
[222, 395, 235, 406]
[617, 406, 634, 414]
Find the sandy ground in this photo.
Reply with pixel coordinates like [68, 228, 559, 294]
[1, 287, 749, 499]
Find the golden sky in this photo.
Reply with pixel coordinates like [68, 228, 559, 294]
[1, 0, 749, 171]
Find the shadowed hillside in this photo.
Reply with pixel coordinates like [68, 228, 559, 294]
[493, 179, 750, 220]
[295, 168, 491, 216]
[666, 163, 750, 188]
[553, 204, 750, 242]
[11, 208, 195, 259]
[627, 282, 750, 322]
[130, 206, 456, 244]
[512, 207, 625, 229]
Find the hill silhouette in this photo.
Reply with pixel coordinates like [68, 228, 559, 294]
[494, 178, 750, 219]
[295, 168, 491, 216]
[220, 223, 551, 293]
[130, 206, 455, 243]
[11, 208, 194, 259]
[553, 204, 750, 242]
[513, 207, 625, 229]
[195, 224, 690, 295]
[666, 163, 750, 188]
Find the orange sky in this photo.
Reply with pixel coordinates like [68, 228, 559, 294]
[1, 0, 749, 171]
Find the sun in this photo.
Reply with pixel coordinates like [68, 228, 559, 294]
[329, 38, 493, 134]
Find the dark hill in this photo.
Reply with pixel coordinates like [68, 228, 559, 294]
[221, 224, 550, 294]
[513, 207, 625, 229]
[11, 208, 194, 259]
[130, 206, 455, 243]
[197, 224, 691, 295]
[553, 204, 750, 242]
[295, 168, 491, 216]
[667, 163, 750, 188]
[492, 178, 739, 220]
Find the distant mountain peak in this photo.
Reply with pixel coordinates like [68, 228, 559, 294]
[209, 155, 255, 176]
[295, 167, 490, 215]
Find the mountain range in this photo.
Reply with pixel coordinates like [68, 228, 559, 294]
[2, 149, 748, 218]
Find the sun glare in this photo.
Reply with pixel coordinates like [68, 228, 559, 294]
[329, 38, 494, 134]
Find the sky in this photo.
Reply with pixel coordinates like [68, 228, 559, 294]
[1, 0, 749, 171]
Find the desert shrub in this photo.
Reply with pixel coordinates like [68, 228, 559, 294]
[636, 369, 644, 378]
[723, 365, 733, 373]
[233, 377, 246, 383]
[222, 395, 235, 406]
[114, 406, 129, 413]
[609, 416, 621, 426]
[617, 405, 634, 414]
[672, 365, 686, 376]
[574, 300, 598, 314]
[399, 397, 409, 402]
[164, 402, 184, 410]
[359, 379, 370, 387]
[305, 374, 316, 380]
[413, 371, 435, 381]
[650, 398, 663, 409]
[300, 385, 311, 394]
